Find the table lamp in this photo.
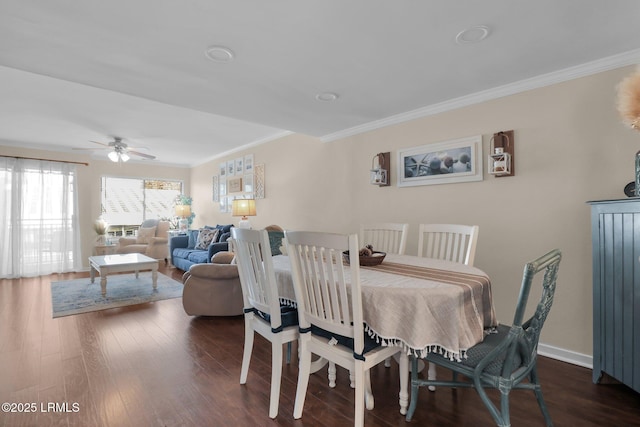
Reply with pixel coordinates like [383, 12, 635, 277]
[175, 204, 191, 231]
[232, 199, 256, 229]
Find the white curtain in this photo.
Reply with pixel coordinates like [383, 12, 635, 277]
[0, 157, 82, 278]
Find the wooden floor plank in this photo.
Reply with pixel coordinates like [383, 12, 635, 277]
[0, 266, 639, 426]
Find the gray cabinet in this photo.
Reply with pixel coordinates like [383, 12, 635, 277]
[589, 199, 640, 393]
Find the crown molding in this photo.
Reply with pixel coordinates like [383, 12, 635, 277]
[321, 48, 640, 143]
[192, 130, 293, 167]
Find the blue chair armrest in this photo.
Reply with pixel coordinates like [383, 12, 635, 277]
[170, 235, 189, 265]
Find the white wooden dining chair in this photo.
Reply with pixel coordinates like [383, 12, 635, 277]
[417, 223, 479, 388]
[417, 223, 479, 266]
[285, 230, 409, 427]
[231, 228, 299, 419]
[359, 223, 409, 255]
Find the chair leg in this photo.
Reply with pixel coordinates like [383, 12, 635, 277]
[530, 365, 553, 426]
[398, 352, 409, 415]
[384, 356, 392, 368]
[405, 356, 420, 422]
[286, 341, 292, 364]
[364, 370, 374, 410]
[328, 362, 337, 388]
[239, 317, 254, 384]
[354, 361, 365, 427]
[428, 361, 437, 391]
[293, 339, 312, 419]
[268, 340, 283, 418]
[474, 377, 509, 427]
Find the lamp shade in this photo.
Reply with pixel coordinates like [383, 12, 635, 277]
[232, 199, 256, 217]
[175, 204, 192, 218]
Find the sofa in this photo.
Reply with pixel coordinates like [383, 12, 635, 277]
[182, 251, 244, 316]
[170, 224, 234, 271]
[117, 219, 170, 260]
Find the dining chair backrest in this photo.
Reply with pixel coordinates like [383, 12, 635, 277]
[417, 223, 479, 266]
[231, 228, 283, 330]
[359, 223, 409, 255]
[285, 231, 364, 352]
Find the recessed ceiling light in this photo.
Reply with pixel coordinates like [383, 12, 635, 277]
[316, 92, 339, 102]
[455, 25, 490, 44]
[205, 45, 235, 62]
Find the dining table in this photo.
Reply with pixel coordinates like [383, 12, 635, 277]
[271, 253, 497, 362]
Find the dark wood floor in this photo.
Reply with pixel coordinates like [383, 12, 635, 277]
[1, 265, 639, 427]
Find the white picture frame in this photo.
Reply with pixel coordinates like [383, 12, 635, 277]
[243, 173, 254, 193]
[244, 154, 254, 172]
[235, 157, 243, 174]
[227, 160, 235, 176]
[397, 135, 483, 187]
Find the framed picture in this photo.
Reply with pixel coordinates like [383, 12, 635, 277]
[243, 173, 254, 193]
[397, 135, 483, 187]
[219, 195, 228, 213]
[235, 157, 244, 174]
[219, 163, 226, 177]
[212, 175, 219, 202]
[219, 180, 227, 197]
[227, 160, 235, 176]
[228, 176, 242, 193]
[244, 154, 254, 172]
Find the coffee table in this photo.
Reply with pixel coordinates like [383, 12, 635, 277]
[88, 253, 159, 296]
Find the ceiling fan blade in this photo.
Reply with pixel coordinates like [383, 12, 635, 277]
[128, 150, 156, 160]
[89, 140, 112, 147]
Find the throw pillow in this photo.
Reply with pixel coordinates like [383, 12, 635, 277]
[215, 224, 234, 242]
[136, 226, 157, 244]
[187, 229, 200, 249]
[268, 231, 285, 256]
[195, 228, 219, 250]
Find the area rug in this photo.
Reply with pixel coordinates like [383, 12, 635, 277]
[51, 272, 183, 318]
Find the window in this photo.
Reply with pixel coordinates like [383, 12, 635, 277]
[0, 157, 81, 278]
[101, 177, 182, 235]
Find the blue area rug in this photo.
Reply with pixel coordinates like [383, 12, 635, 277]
[51, 272, 183, 318]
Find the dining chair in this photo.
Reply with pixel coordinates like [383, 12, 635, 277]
[359, 223, 409, 255]
[417, 223, 479, 266]
[231, 228, 299, 419]
[405, 249, 562, 427]
[285, 230, 409, 427]
[417, 223, 480, 386]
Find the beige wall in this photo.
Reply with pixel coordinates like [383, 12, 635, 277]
[193, 65, 640, 358]
[3, 65, 637, 359]
[0, 145, 190, 267]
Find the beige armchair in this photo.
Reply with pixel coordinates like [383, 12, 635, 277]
[181, 253, 244, 316]
[116, 219, 170, 261]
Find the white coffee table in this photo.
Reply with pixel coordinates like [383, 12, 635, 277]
[88, 253, 159, 296]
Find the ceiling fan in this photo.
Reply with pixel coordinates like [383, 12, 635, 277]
[74, 137, 156, 162]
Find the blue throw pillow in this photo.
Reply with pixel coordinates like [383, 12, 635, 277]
[268, 231, 285, 256]
[187, 229, 200, 249]
[215, 224, 234, 242]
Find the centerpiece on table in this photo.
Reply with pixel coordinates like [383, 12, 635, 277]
[343, 244, 386, 266]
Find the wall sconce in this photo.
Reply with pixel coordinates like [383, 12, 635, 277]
[488, 131, 514, 177]
[370, 152, 390, 186]
[232, 198, 256, 229]
[175, 204, 192, 231]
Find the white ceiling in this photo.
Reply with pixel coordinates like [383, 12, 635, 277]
[1, 1, 640, 167]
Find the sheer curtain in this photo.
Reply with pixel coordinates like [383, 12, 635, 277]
[0, 157, 82, 278]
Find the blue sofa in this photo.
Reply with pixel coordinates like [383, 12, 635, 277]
[170, 224, 234, 271]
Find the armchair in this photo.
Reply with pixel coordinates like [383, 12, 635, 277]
[181, 252, 244, 316]
[116, 219, 170, 261]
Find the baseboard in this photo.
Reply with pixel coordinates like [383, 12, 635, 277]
[538, 343, 593, 369]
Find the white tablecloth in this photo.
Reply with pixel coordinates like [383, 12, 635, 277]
[272, 254, 497, 361]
